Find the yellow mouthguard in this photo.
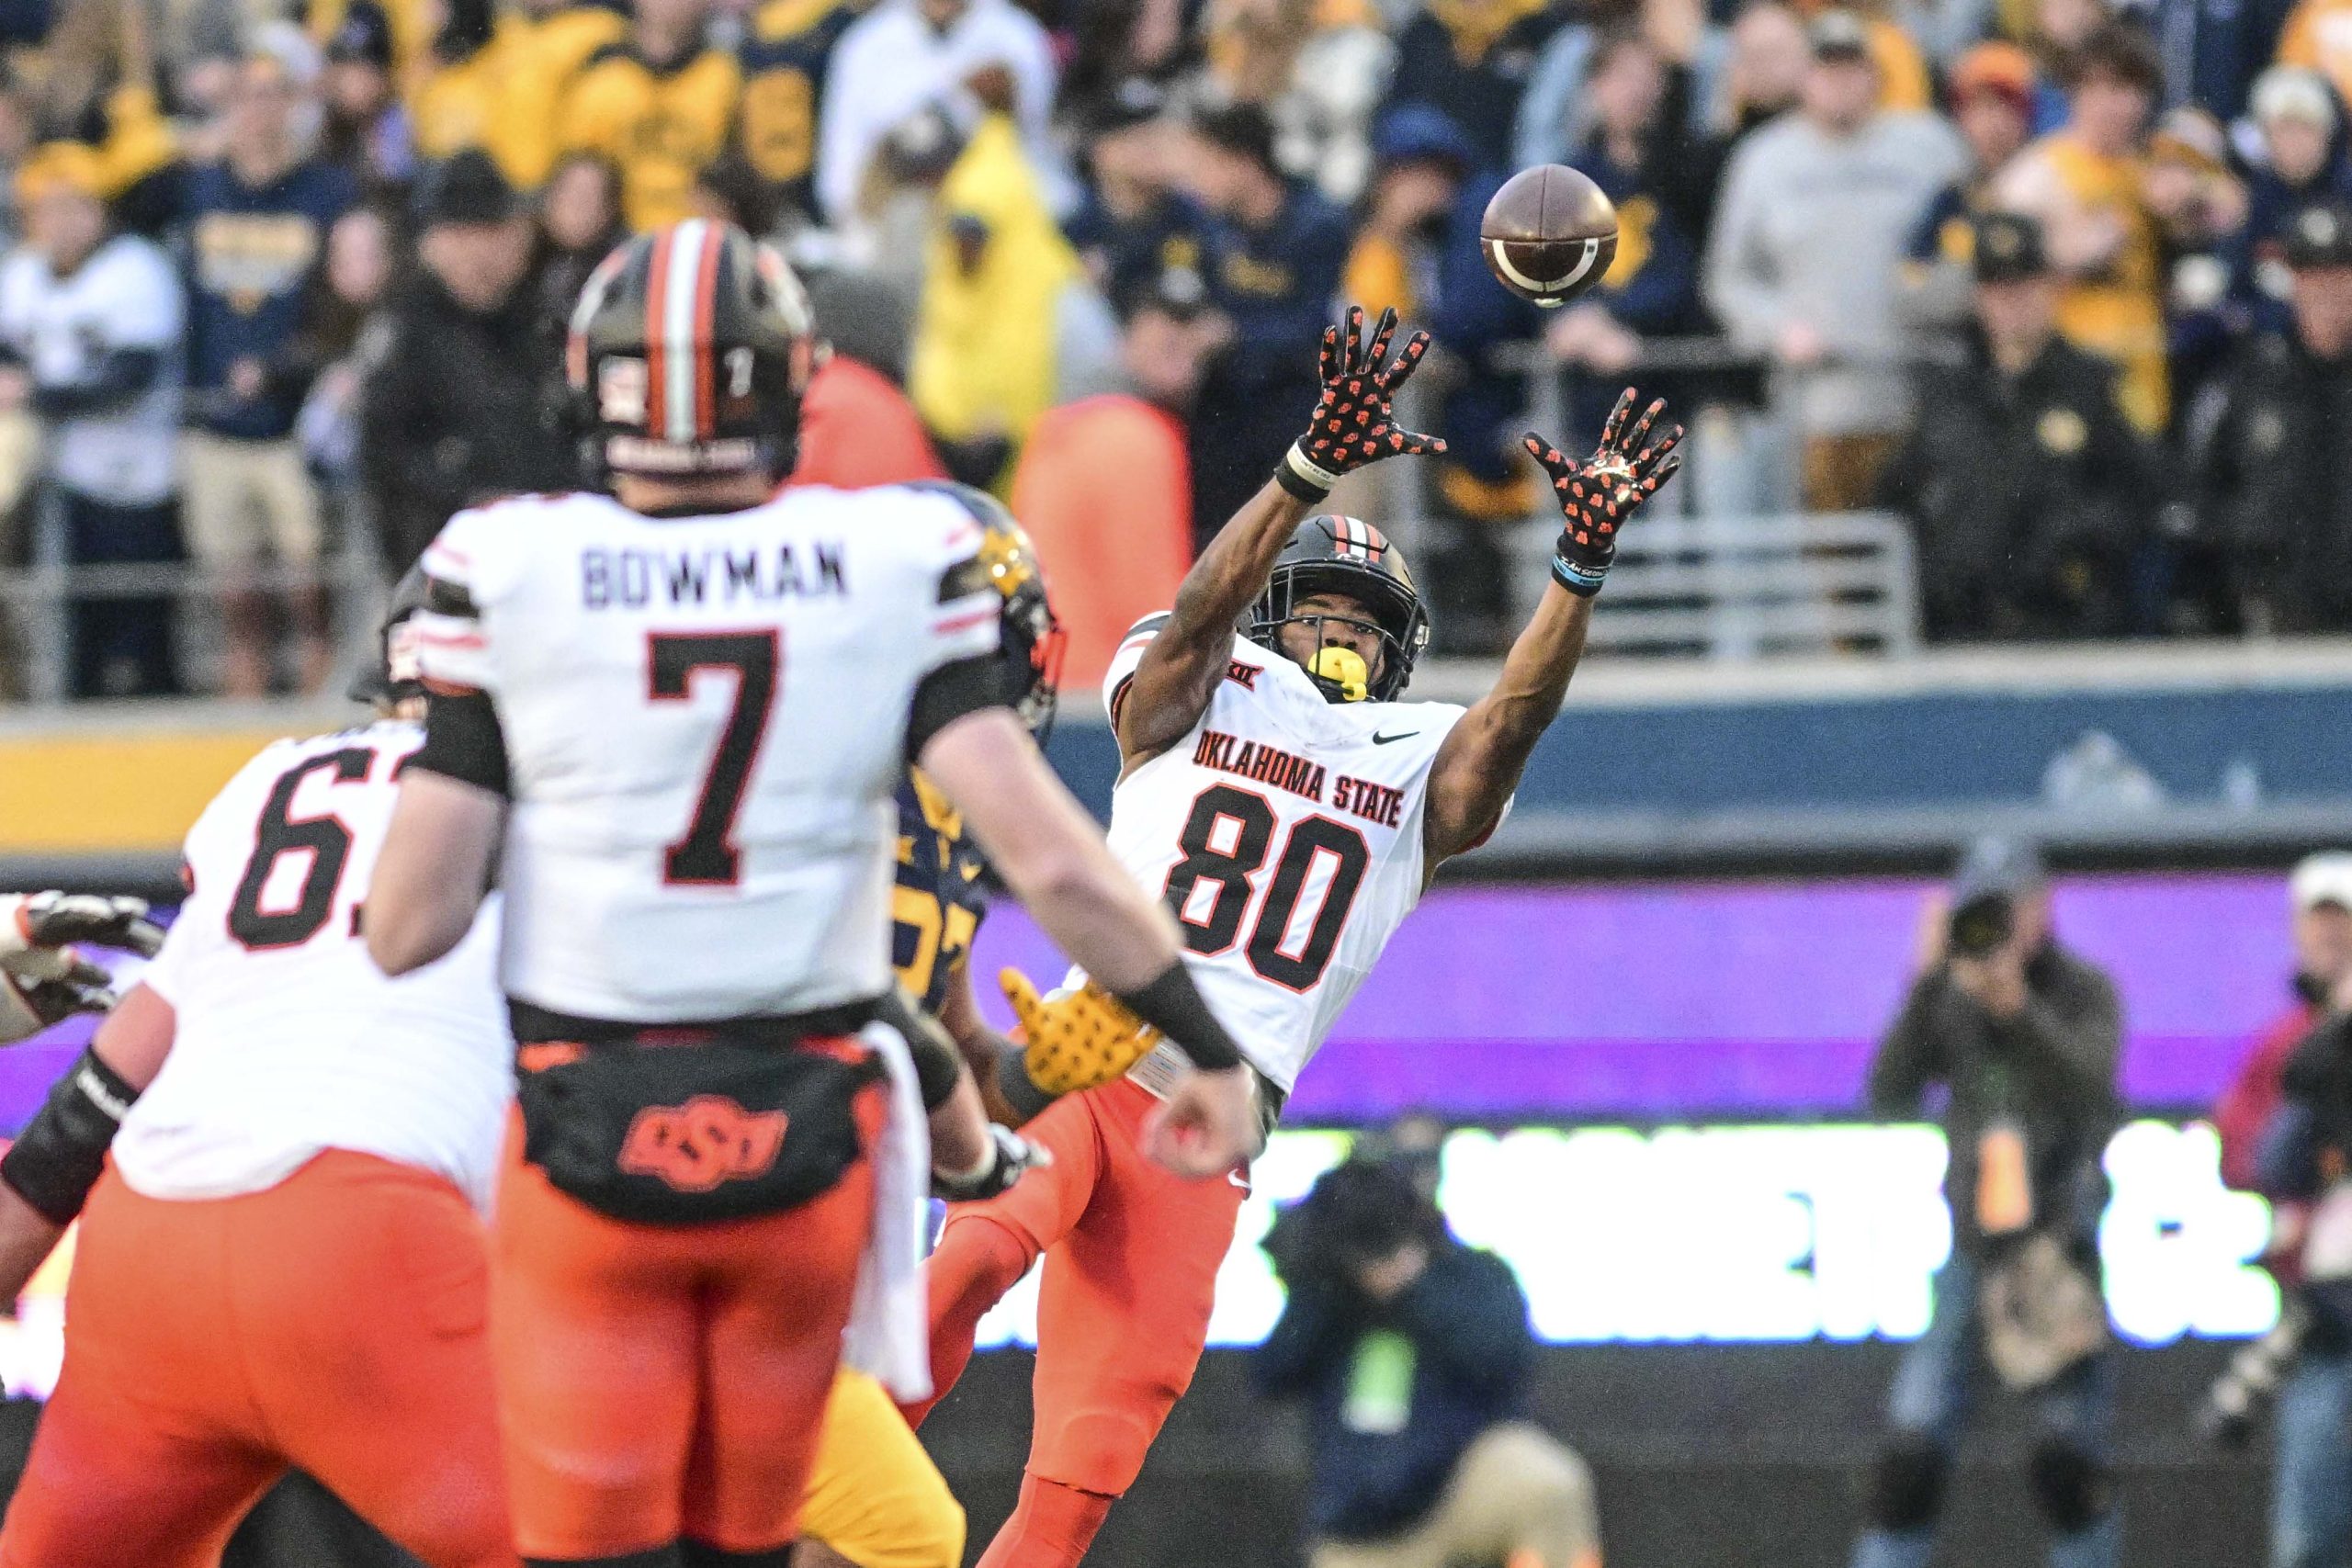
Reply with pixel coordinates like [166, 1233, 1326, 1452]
[1310, 646, 1369, 702]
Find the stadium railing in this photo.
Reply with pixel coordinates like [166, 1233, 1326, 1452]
[0, 485, 381, 704]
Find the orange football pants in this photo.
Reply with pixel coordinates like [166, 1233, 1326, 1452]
[0, 1151, 514, 1568]
[491, 1089, 885, 1562]
[910, 1077, 1246, 1495]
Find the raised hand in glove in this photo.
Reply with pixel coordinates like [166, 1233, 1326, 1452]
[1001, 969, 1159, 1098]
[0, 893, 165, 964]
[1275, 304, 1447, 504]
[0, 958, 116, 1045]
[934, 1122, 1053, 1202]
[1522, 388, 1686, 598]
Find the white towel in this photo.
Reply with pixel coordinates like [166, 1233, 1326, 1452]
[842, 1017, 933, 1403]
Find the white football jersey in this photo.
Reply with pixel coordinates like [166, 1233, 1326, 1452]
[1099, 623, 1484, 1091]
[115, 722, 511, 1210]
[409, 486, 1004, 1023]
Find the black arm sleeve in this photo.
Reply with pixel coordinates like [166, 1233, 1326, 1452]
[29, 347, 166, 418]
[408, 688, 512, 797]
[1, 1047, 138, 1224]
[876, 986, 965, 1112]
[1114, 962, 1244, 1071]
[905, 653, 1015, 764]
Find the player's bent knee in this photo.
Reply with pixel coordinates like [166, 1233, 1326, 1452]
[2026, 1438, 2111, 1535]
[1865, 1433, 1949, 1533]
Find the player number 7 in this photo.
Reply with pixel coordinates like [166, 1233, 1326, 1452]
[647, 630, 782, 887]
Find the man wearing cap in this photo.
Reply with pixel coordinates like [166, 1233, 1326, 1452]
[1879, 210, 2151, 640]
[0, 143, 187, 697]
[2196, 197, 2352, 632]
[356, 150, 569, 577]
[318, 1, 416, 198]
[2244, 67, 2352, 328]
[1851, 836, 2123, 1568]
[1898, 41, 2037, 331]
[1703, 8, 1965, 512]
[2213, 853, 2352, 1568]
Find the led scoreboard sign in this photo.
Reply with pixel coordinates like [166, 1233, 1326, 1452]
[971, 1120, 2278, 1352]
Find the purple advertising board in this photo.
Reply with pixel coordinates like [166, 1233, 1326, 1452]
[0, 871, 2295, 1130]
[966, 871, 2294, 1122]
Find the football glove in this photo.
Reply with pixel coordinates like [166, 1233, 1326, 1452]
[1000, 968, 1160, 1098]
[0, 962, 117, 1045]
[0, 893, 164, 964]
[1522, 388, 1686, 598]
[1276, 305, 1446, 503]
[934, 1123, 1052, 1202]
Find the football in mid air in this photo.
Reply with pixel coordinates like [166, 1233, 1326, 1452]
[1479, 164, 1619, 309]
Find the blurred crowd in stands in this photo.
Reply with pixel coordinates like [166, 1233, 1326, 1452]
[0, 0, 2348, 698]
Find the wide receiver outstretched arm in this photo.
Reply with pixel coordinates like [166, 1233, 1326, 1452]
[1116, 306, 1443, 764]
[1424, 392, 1684, 869]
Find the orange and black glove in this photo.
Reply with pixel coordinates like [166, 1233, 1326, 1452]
[1276, 305, 1447, 503]
[1523, 388, 1685, 598]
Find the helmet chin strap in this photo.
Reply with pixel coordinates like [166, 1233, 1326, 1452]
[1307, 646, 1370, 703]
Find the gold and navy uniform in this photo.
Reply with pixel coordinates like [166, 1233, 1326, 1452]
[891, 769, 990, 1015]
[557, 35, 741, 230]
[737, 0, 862, 225]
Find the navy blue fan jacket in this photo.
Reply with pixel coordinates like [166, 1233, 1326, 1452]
[1189, 178, 1351, 539]
[1254, 1239, 1536, 1541]
[180, 158, 356, 441]
[1062, 186, 1212, 303]
[1199, 180, 1351, 392]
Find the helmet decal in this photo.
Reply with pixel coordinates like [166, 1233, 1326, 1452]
[569, 221, 815, 480]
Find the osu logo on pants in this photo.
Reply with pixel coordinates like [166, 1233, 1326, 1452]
[619, 1096, 789, 1192]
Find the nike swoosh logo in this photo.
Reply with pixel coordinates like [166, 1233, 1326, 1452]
[1372, 730, 1419, 745]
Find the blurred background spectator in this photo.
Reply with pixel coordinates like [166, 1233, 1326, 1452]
[356, 150, 566, 576]
[1257, 1143, 1602, 1568]
[180, 45, 353, 696]
[0, 0, 2345, 695]
[1851, 835, 2124, 1568]
[2193, 197, 2352, 633]
[1880, 211, 2153, 640]
[2211, 852, 2352, 1568]
[0, 140, 180, 696]
[1704, 9, 1964, 513]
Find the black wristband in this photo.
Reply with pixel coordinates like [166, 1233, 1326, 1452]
[1114, 964, 1244, 1071]
[877, 987, 962, 1112]
[1272, 459, 1329, 504]
[3, 1046, 137, 1225]
[995, 1047, 1057, 1124]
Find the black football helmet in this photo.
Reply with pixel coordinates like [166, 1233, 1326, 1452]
[346, 563, 433, 708]
[913, 482, 1066, 739]
[1248, 515, 1429, 703]
[566, 219, 816, 480]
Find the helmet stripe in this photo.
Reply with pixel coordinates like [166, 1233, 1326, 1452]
[692, 225, 723, 440]
[643, 229, 673, 441]
[662, 220, 710, 446]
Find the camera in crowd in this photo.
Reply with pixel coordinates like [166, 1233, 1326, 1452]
[1264, 1139, 1446, 1292]
[1949, 891, 2016, 960]
[2198, 1299, 2309, 1449]
[1946, 836, 2045, 960]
